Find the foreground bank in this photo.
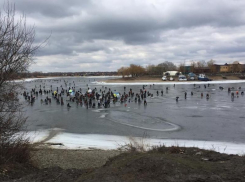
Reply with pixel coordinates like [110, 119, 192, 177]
[1, 146, 245, 182]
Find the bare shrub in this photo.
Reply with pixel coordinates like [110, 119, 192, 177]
[118, 135, 149, 153]
[0, 82, 31, 165]
[150, 144, 166, 153]
[0, 2, 43, 165]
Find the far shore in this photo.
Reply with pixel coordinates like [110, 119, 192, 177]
[105, 75, 243, 83]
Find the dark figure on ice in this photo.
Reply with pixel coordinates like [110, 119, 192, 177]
[176, 97, 179, 102]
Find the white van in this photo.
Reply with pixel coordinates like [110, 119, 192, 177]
[163, 71, 182, 76]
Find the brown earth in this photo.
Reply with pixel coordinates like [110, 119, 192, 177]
[77, 147, 245, 182]
[1, 147, 245, 182]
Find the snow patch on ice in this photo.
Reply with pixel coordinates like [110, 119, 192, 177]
[24, 130, 245, 155]
[86, 76, 122, 78]
[94, 80, 245, 85]
[99, 113, 108, 118]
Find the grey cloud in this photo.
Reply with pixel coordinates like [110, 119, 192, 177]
[2, 0, 245, 71]
[214, 45, 245, 54]
[8, 0, 93, 18]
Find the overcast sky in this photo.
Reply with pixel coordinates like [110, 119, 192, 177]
[2, 0, 245, 72]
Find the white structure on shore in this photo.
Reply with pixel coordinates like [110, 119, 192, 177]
[163, 71, 181, 76]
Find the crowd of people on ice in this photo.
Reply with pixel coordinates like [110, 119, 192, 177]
[22, 79, 244, 109]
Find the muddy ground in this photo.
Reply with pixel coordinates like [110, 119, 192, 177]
[1, 147, 245, 182]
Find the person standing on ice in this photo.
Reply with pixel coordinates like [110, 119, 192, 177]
[176, 97, 179, 102]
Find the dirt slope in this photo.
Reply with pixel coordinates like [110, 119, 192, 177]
[77, 147, 245, 182]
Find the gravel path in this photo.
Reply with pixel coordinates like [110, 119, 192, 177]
[31, 148, 122, 169]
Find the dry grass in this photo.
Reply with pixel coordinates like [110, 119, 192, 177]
[0, 136, 31, 165]
[119, 135, 186, 155]
[118, 136, 148, 152]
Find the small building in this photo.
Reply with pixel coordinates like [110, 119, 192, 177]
[212, 64, 221, 73]
[220, 63, 230, 73]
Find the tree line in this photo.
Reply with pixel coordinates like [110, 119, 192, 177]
[179, 60, 216, 73]
[118, 59, 245, 77]
[117, 60, 216, 77]
[117, 61, 177, 77]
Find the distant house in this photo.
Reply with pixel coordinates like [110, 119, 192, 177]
[212, 64, 221, 73]
[220, 62, 245, 73]
[242, 64, 245, 73]
[220, 63, 230, 72]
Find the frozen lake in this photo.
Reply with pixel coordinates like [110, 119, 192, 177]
[19, 76, 245, 154]
[17, 77, 245, 154]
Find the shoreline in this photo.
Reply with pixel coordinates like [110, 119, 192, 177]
[26, 131, 245, 155]
[12, 75, 121, 82]
[4, 145, 245, 181]
[104, 75, 244, 83]
[98, 79, 245, 85]
[31, 148, 121, 170]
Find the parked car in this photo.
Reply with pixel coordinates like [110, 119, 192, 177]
[189, 76, 195, 80]
[198, 74, 211, 81]
[188, 72, 196, 80]
[178, 75, 187, 81]
[169, 77, 174, 81]
[162, 76, 167, 81]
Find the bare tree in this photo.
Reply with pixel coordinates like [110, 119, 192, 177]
[0, 3, 41, 85]
[207, 59, 215, 73]
[117, 67, 126, 78]
[129, 64, 145, 77]
[178, 62, 185, 74]
[145, 64, 156, 75]
[190, 61, 196, 72]
[196, 60, 207, 68]
[232, 61, 241, 73]
[159, 61, 177, 71]
[0, 3, 42, 165]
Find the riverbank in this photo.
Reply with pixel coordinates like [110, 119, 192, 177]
[1, 146, 245, 182]
[105, 75, 241, 83]
[0, 148, 120, 182]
